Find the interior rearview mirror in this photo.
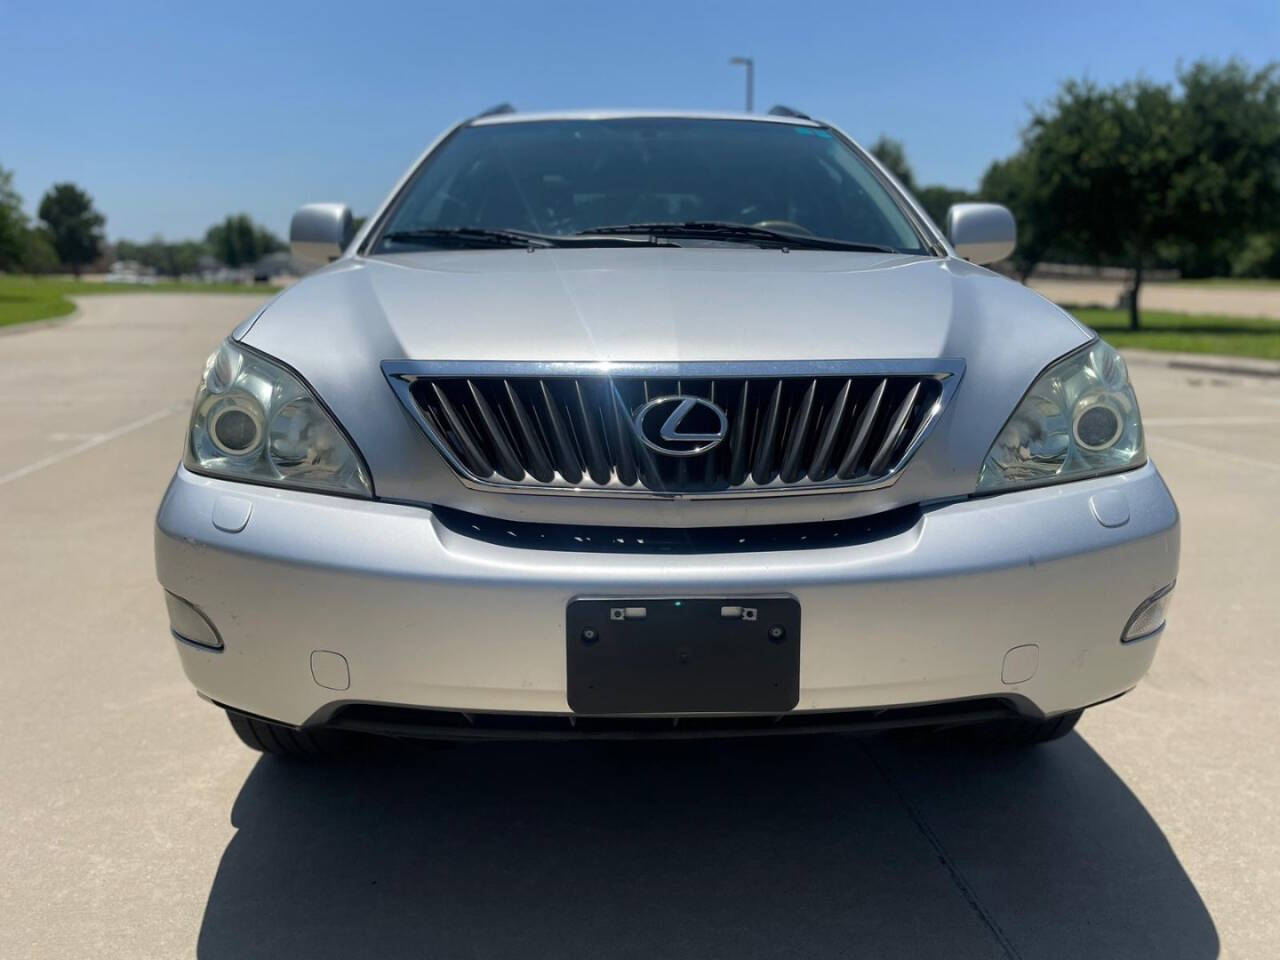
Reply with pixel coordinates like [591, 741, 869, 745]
[290, 203, 355, 271]
[945, 203, 1016, 265]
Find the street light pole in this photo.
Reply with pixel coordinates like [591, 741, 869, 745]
[729, 56, 754, 113]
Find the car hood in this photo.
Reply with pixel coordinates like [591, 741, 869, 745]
[240, 248, 1092, 525]
[245, 248, 1085, 363]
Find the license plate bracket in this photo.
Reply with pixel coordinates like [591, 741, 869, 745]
[566, 597, 800, 714]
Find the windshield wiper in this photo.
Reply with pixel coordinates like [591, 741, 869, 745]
[382, 227, 559, 249]
[580, 221, 899, 253]
[381, 227, 681, 251]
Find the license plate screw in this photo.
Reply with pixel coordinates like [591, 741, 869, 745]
[768, 625, 786, 643]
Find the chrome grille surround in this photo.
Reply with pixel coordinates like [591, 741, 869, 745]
[383, 359, 964, 499]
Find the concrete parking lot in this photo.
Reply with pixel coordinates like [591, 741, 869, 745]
[1, 294, 1277, 958]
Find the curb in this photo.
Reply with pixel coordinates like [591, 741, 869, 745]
[0, 303, 81, 338]
[1120, 347, 1280, 380]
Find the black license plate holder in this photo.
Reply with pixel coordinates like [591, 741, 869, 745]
[566, 597, 800, 714]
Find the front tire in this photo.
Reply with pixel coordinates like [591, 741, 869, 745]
[225, 710, 340, 758]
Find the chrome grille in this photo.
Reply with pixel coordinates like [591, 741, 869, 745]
[384, 360, 962, 497]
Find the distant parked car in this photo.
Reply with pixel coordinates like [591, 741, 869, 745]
[104, 260, 157, 285]
[156, 107, 1178, 757]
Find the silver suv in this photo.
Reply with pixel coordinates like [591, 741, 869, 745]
[155, 107, 1179, 755]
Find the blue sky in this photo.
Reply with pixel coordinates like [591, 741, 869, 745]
[3, 0, 1275, 241]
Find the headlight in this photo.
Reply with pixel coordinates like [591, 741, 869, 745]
[185, 340, 371, 497]
[977, 339, 1144, 492]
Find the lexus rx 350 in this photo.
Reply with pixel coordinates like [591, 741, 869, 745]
[155, 107, 1178, 755]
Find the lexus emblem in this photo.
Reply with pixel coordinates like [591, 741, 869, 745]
[633, 395, 729, 457]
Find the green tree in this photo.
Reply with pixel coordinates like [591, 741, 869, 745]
[205, 214, 283, 268]
[868, 136, 917, 193]
[114, 235, 210, 277]
[0, 164, 27, 271]
[1168, 60, 1280, 278]
[915, 185, 975, 231]
[1231, 231, 1280, 278]
[978, 153, 1054, 281]
[1018, 61, 1280, 328]
[866, 139, 977, 228]
[20, 227, 59, 274]
[37, 183, 105, 277]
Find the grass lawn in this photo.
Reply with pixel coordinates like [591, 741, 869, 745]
[1073, 307, 1280, 360]
[0, 275, 279, 329]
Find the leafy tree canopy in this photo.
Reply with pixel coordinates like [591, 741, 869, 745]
[20, 228, 60, 274]
[38, 183, 105, 277]
[0, 164, 28, 271]
[868, 136, 917, 193]
[1016, 59, 1280, 326]
[115, 236, 208, 277]
[205, 214, 283, 268]
[915, 185, 975, 232]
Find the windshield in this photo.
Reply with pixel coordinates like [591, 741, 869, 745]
[373, 118, 931, 254]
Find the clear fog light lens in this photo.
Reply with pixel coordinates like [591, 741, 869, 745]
[165, 591, 223, 649]
[1122, 583, 1175, 643]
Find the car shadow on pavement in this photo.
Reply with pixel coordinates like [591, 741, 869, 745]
[197, 732, 1217, 960]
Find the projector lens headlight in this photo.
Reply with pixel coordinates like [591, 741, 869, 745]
[186, 340, 371, 497]
[978, 339, 1145, 492]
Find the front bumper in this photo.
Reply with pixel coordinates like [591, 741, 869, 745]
[155, 462, 1179, 728]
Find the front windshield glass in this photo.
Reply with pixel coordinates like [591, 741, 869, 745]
[374, 118, 930, 253]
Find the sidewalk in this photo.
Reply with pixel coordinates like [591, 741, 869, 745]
[1120, 347, 1280, 379]
[1031, 278, 1280, 320]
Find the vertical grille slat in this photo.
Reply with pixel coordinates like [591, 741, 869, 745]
[397, 364, 955, 496]
[836, 378, 887, 480]
[807, 379, 853, 481]
[467, 381, 524, 481]
[574, 381, 613, 485]
[430, 383, 494, 477]
[538, 381, 584, 484]
[503, 380, 556, 482]
[779, 379, 818, 483]
[867, 382, 922, 476]
[607, 386, 639, 486]
[751, 380, 785, 485]
[727, 380, 752, 486]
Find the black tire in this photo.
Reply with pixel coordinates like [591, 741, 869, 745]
[225, 710, 340, 758]
[969, 708, 1083, 748]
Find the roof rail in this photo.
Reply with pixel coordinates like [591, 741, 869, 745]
[472, 102, 516, 120]
[767, 104, 812, 120]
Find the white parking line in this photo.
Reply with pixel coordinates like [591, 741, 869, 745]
[1147, 433, 1280, 474]
[0, 405, 185, 487]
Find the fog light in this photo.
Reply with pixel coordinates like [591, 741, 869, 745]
[165, 591, 223, 649]
[1122, 583, 1175, 643]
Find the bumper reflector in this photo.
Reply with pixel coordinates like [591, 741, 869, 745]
[165, 591, 223, 649]
[1122, 582, 1175, 643]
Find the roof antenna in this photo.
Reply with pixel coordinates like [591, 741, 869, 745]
[767, 104, 811, 120]
[473, 103, 516, 119]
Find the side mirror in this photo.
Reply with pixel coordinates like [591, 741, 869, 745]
[945, 203, 1016, 265]
[290, 203, 354, 271]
